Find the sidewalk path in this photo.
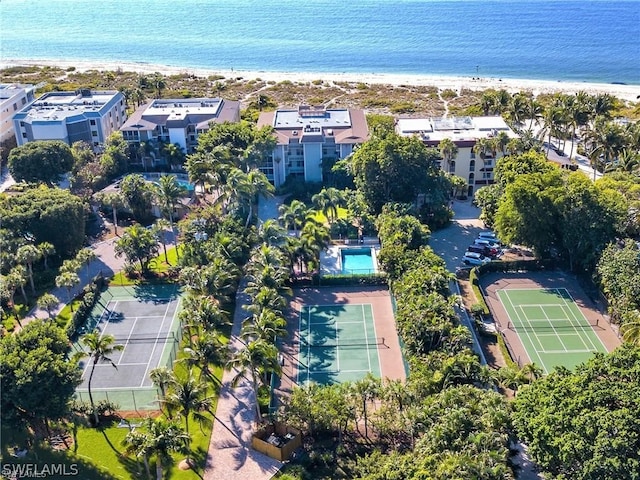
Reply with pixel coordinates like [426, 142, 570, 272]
[23, 230, 175, 325]
[203, 281, 282, 479]
[203, 196, 286, 479]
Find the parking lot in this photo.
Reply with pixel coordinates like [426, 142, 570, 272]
[428, 199, 488, 271]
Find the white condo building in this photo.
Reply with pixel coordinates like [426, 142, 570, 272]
[120, 98, 241, 155]
[396, 116, 518, 196]
[257, 105, 369, 187]
[12, 89, 126, 149]
[1, 83, 36, 144]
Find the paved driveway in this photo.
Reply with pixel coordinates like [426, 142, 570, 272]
[428, 200, 486, 271]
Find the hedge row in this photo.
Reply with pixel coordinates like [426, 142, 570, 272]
[65, 275, 106, 339]
[290, 272, 388, 287]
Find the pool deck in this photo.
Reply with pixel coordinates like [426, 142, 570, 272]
[320, 241, 380, 275]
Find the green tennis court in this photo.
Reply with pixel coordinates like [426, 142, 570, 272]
[297, 304, 383, 385]
[497, 288, 607, 373]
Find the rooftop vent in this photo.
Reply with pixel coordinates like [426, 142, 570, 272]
[292, 131, 298, 136]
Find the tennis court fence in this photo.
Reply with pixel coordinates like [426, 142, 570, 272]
[299, 336, 387, 348]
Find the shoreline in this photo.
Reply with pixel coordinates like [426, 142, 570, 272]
[2, 58, 640, 103]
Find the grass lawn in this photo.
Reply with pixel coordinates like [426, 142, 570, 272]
[110, 245, 182, 286]
[311, 207, 349, 225]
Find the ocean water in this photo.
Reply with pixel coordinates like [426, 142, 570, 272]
[1, 0, 639, 84]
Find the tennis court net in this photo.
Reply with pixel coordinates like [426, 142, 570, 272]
[299, 336, 386, 348]
[508, 319, 599, 330]
[106, 332, 177, 343]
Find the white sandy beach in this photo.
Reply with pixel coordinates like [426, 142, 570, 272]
[3, 59, 640, 102]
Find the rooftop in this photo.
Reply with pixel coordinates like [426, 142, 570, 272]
[18, 90, 121, 121]
[396, 116, 517, 143]
[273, 106, 352, 129]
[0, 83, 35, 101]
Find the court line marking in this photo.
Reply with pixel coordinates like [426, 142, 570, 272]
[335, 317, 340, 372]
[559, 304, 591, 351]
[362, 304, 371, 372]
[558, 288, 606, 352]
[116, 316, 139, 365]
[500, 290, 549, 372]
[92, 362, 149, 367]
[539, 303, 568, 351]
[140, 299, 174, 387]
[81, 300, 119, 379]
[541, 349, 595, 354]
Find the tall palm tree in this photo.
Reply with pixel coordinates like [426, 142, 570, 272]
[76, 247, 97, 278]
[37, 293, 59, 320]
[241, 308, 287, 343]
[227, 339, 281, 423]
[300, 221, 331, 273]
[438, 138, 459, 174]
[154, 175, 186, 235]
[149, 366, 176, 413]
[123, 417, 189, 480]
[162, 374, 214, 441]
[351, 374, 380, 439]
[312, 188, 346, 225]
[258, 219, 287, 247]
[37, 242, 55, 270]
[179, 330, 227, 384]
[99, 192, 125, 236]
[79, 331, 124, 425]
[7, 265, 28, 306]
[151, 72, 166, 99]
[16, 244, 41, 294]
[621, 311, 640, 346]
[278, 199, 311, 237]
[152, 218, 172, 264]
[55, 271, 80, 310]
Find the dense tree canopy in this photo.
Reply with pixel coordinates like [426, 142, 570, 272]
[513, 344, 640, 480]
[120, 173, 153, 223]
[350, 133, 443, 214]
[8, 140, 74, 185]
[0, 186, 85, 257]
[597, 240, 640, 325]
[114, 223, 159, 273]
[0, 321, 81, 431]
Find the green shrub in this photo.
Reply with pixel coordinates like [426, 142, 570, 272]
[469, 268, 489, 315]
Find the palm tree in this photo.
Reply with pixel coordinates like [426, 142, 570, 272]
[152, 218, 172, 264]
[621, 311, 640, 346]
[123, 417, 188, 480]
[37, 242, 55, 270]
[162, 374, 214, 441]
[55, 271, 80, 310]
[300, 221, 331, 273]
[179, 330, 227, 384]
[258, 219, 287, 247]
[227, 339, 281, 423]
[37, 293, 59, 319]
[75, 247, 97, 278]
[278, 199, 311, 237]
[99, 192, 126, 236]
[150, 72, 166, 99]
[244, 286, 287, 316]
[78, 331, 124, 425]
[162, 143, 185, 171]
[16, 244, 41, 294]
[311, 188, 346, 225]
[154, 175, 185, 235]
[506, 92, 531, 129]
[149, 366, 176, 414]
[438, 138, 458, 174]
[241, 308, 287, 343]
[351, 374, 380, 439]
[6, 265, 28, 306]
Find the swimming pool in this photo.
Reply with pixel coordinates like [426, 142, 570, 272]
[142, 173, 194, 192]
[341, 247, 376, 274]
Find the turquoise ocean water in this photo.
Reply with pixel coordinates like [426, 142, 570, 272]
[1, 0, 639, 84]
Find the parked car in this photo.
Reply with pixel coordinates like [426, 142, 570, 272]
[467, 244, 500, 258]
[478, 231, 498, 240]
[474, 238, 501, 250]
[462, 251, 492, 266]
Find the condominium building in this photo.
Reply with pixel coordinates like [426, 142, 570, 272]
[12, 89, 126, 149]
[120, 98, 241, 155]
[396, 116, 518, 196]
[1, 83, 36, 143]
[257, 105, 369, 187]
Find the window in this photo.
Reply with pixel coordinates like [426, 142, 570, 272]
[483, 171, 492, 180]
[90, 119, 96, 126]
[13, 103, 17, 111]
[22, 132, 27, 138]
[20, 121, 25, 127]
[21, 98, 26, 105]
[92, 131, 98, 137]
[470, 151, 476, 159]
[468, 173, 475, 184]
[448, 160, 456, 174]
[469, 160, 475, 171]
